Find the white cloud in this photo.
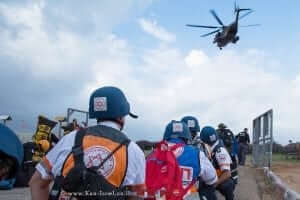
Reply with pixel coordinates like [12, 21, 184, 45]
[185, 50, 210, 67]
[1, 1, 300, 145]
[138, 18, 176, 42]
[82, 43, 300, 144]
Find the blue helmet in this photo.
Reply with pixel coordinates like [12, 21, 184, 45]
[0, 124, 24, 179]
[181, 116, 200, 133]
[200, 126, 219, 145]
[163, 120, 192, 141]
[89, 86, 138, 119]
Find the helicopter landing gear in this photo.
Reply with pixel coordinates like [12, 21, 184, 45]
[232, 36, 239, 44]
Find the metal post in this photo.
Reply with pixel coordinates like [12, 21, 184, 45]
[252, 119, 255, 166]
[263, 117, 266, 167]
[269, 110, 273, 168]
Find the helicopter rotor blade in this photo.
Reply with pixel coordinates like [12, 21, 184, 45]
[210, 9, 224, 26]
[186, 24, 222, 29]
[239, 10, 254, 20]
[201, 30, 220, 37]
[240, 24, 260, 27]
[238, 8, 252, 12]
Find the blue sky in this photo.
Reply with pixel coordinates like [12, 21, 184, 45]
[1, 0, 300, 145]
[116, 0, 300, 75]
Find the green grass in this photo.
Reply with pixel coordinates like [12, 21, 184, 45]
[272, 153, 300, 163]
[246, 153, 300, 165]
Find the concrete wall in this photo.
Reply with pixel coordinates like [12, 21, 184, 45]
[264, 167, 300, 200]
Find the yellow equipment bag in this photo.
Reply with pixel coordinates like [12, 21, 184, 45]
[32, 115, 57, 162]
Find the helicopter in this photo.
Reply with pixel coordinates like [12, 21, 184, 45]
[186, 4, 259, 49]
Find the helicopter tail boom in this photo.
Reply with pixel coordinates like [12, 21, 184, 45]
[234, 2, 252, 27]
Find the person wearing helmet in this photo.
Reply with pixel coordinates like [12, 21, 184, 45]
[235, 128, 250, 166]
[216, 123, 235, 152]
[181, 116, 211, 159]
[200, 126, 235, 200]
[0, 124, 23, 189]
[216, 123, 239, 185]
[30, 86, 145, 200]
[180, 116, 200, 141]
[160, 120, 218, 200]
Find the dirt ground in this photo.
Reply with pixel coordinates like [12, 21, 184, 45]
[230, 164, 261, 200]
[270, 162, 300, 193]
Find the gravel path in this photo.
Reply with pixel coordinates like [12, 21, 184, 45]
[233, 165, 260, 200]
[187, 164, 261, 200]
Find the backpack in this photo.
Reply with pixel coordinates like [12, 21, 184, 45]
[49, 126, 130, 200]
[145, 141, 196, 200]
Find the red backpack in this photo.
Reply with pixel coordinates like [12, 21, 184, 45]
[145, 141, 195, 200]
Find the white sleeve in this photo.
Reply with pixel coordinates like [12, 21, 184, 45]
[216, 147, 232, 171]
[199, 151, 218, 185]
[35, 131, 76, 179]
[122, 141, 145, 186]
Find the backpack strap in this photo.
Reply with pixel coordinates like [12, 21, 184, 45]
[211, 141, 224, 170]
[211, 140, 224, 154]
[71, 127, 131, 171]
[98, 139, 130, 170]
[72, 128, 86, 168]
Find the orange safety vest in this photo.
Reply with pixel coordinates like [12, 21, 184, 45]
[61, 125, 129, 187]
